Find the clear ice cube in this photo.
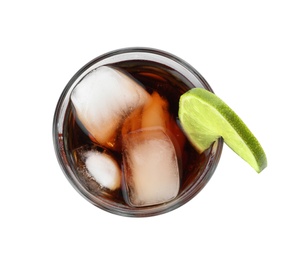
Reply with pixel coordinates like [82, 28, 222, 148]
[85, 151, 121, 190]
[141, 91, 169, 129]
[121, 91, 169, 136]
[122, 127, 180, 207]
[74, 145, 121, 191]
[71, 66, 151, 147]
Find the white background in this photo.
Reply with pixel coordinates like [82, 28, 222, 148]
[1, 0, 282, 259]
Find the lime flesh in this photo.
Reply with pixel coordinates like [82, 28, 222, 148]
[178, 88, 267, 173]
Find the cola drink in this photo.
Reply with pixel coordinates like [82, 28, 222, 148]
[53, 48, 223, 217]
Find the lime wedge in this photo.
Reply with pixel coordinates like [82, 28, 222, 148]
[178, 88, 267, 173]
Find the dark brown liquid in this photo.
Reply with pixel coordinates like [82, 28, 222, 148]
[64, 60, 210, 207]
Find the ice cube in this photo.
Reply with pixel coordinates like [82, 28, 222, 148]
[121, 91, 169, 136]
[73, 145, 121, 191]
[84, 150, 121, 190]
[71, 66, 151, 147]
[141, 91, 170, 129]
[122, 128, 180, 207]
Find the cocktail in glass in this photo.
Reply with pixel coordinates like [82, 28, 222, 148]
[53, 48, 223, 217]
